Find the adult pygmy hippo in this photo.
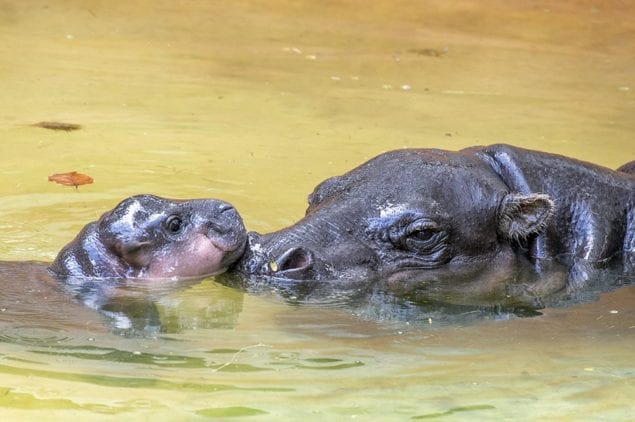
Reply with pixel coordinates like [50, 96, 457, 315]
[50, 194, 247, 279]
[236, 144, 634, 309]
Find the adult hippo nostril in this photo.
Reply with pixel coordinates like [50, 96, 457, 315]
[272, 247, 315, 278]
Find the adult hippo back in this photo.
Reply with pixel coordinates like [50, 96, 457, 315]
[234, 144, 634, 310]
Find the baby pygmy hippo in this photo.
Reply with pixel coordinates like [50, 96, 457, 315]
[49, 195, 246, 279]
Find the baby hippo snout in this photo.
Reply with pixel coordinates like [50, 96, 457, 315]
[202, 201, 247, 265]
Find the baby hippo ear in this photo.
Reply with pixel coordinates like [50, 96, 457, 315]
[497, 193, 554, 241]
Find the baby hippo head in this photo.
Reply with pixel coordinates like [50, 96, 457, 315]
[50, 195, 246, 280]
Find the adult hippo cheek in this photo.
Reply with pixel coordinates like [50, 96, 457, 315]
[233, 144, 633, 308]
[240, 227, 381, 282]
[236, 190, 560, 308]
[50, 195, 246, 280]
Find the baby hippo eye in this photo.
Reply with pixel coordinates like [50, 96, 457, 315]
[165, 215, 183, 234]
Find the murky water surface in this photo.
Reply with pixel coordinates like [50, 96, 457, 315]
[0, 1, 633, 419]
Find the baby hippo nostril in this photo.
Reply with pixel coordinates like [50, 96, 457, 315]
[218, 203, 234, 214]
[273, 247, 315, 275]
[208, 205, 244, 237]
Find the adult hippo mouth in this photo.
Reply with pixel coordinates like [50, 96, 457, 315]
[230, 144, 634, 309]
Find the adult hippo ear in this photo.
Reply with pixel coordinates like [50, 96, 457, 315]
[497, 193, 555, 241]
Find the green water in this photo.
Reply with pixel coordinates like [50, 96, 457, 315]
[0, 0, 633, 420]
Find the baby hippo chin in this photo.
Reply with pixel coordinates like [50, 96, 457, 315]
[49, 194, 247, 280]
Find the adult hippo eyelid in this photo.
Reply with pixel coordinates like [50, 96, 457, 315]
[367, 213, 444, 247]
[400, 219, 442, 243]
[403, 230, 449, 254]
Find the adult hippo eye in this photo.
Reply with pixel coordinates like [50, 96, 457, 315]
[164, 215, 183, 234]
[398, 219, 446, 252]
[408, 227, 436, 242]
[405, 220, 437, 241]
[369, 213, 448, 257]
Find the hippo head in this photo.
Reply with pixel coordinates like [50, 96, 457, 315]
[51, 195, 246, 280]
[235, 149, 557, 306]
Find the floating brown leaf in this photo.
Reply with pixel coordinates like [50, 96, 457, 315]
[48, 171, 94, 188]
[32, 121, 82, 131]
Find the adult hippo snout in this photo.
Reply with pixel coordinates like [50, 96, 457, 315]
[238, 225, 381, 281]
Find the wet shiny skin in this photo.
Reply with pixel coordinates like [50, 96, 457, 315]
[50, 195, 246, 279]
[0, 0, 633, 419]
[235, 145, 634, 310]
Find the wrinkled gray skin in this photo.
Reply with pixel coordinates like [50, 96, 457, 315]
[235, 144, 634, 309]
[50, 195, 246, 280]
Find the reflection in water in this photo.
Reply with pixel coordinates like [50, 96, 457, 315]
[218, 262, 633, 327]
[61, 277, 245, 335]
[219, 272, 523, 325]
[0, 261, 244, 337]
[6, 258, 628, 341]
[0, 258, 633, 419]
